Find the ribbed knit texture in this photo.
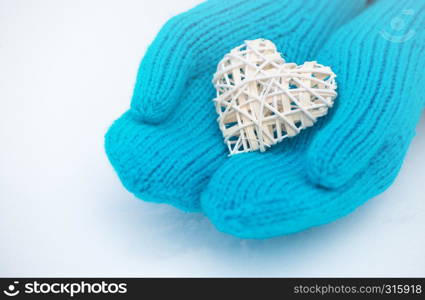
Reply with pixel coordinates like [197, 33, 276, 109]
[201, 0, 425, 238]
[307, 0, 425, 188]
[131, 0, 367, 124]
[105, 0, 366, 212]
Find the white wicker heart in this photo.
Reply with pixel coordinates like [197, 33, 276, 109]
[213, 39, 337, 155]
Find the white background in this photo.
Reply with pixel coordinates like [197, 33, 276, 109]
[0, 0, 424, 277]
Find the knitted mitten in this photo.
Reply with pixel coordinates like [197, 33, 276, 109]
[105, 0, 367, 211]
[202, 0, 425, 238]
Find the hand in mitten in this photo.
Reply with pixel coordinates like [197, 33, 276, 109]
[202, 0, 425, 238]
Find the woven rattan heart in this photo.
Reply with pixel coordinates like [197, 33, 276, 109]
[213, 39, 337, 155]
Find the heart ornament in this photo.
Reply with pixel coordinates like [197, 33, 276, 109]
[213, 39, 337, 155]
